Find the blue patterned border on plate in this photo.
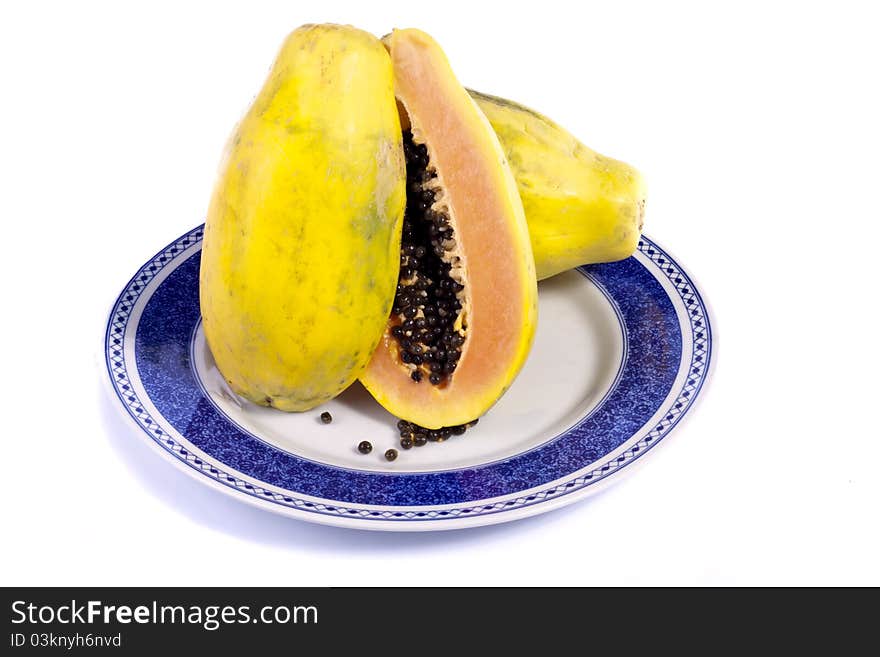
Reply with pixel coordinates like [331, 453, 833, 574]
[105, 225, 712, 522]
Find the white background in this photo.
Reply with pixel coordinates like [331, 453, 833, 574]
[1, 1, 878, 586]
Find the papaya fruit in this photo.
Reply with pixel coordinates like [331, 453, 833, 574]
[199, 24, 406, 411]
[359, 28, 538, 431]
[469, 90, 647, 280]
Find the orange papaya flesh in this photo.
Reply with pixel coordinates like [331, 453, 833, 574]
[359, 29, 538, 434]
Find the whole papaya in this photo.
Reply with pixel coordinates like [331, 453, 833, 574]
[469, 90, 647, 280]
[200, 24, 406, 411]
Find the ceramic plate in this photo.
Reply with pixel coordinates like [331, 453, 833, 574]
[104, 225, 712, 530]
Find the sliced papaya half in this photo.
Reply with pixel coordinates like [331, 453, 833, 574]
[359, 28, 538, 431]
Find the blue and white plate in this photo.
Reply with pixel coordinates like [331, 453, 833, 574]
[104, 225, 712, 531]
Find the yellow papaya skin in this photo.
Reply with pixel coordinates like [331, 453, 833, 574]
[199, 24, 406, 412]
[469, 90, 646, 280]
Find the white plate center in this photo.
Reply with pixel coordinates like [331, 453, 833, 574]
[190, 270, 623, 473]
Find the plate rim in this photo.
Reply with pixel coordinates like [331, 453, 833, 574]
[103, 225, 715, 531]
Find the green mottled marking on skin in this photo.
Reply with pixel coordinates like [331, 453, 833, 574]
[466, 89, 547, 122]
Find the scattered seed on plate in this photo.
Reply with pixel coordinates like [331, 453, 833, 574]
[391, 417, 478, 449]
[385, 448, 398, 462]
[320, 411, 332, 424]
[357, 440, 372, 454]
